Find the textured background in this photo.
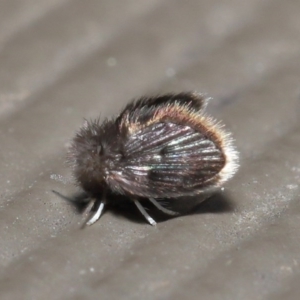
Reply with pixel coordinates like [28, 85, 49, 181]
[1, 1, 300, 299]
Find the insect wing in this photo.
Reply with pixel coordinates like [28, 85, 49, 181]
[118, 122, 225, 198]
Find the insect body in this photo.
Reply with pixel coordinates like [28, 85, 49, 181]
[69, 92, 239, 226]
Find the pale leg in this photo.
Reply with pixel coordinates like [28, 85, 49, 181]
[86, 200, 105, 226]
[149, 198, 179, 216]
[134, 199, 157, 226]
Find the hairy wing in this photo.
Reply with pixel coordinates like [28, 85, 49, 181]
[116, 92, 208, 131]
[110, 122, 225, 198]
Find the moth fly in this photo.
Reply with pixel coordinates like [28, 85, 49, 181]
[68, 92, 239, 226]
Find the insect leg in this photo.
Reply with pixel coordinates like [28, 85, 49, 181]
[149, 198, 179, 216]
[134, 199, 157, 226]
[85, 198, 106, 226]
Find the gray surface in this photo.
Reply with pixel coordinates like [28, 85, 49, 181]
[0, 0, 300, 299]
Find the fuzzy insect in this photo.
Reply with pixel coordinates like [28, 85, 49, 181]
[68, 92, 239, 226]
